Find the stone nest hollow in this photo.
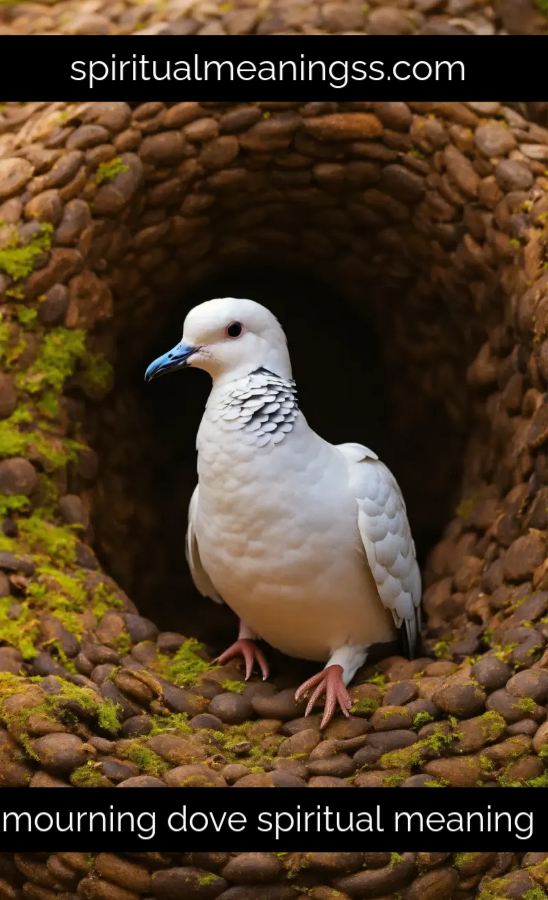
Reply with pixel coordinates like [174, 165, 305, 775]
[0, 101, 547, 796]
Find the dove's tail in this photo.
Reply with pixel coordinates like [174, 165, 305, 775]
[402, 606, 421, 660]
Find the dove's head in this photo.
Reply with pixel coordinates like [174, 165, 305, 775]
[145, 297, 292, 386]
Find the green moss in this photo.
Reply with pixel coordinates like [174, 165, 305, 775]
[90, 582, 124, 621]
[413, 711, 433, 728]
[57, 680, 122, 733]
[512, 696, 537, 713]
[160, 638, 218, 687]
[82, 352, 113, 393]
[523, 888, 548, 900]
[0, 406, 83, 470]
[381, 771, 409, 786]
[0, 672, 23, 694]
[0, 317, 10, 362]
[220, 679, 246, 694]
[478, 753, 494, 772]
[19, 517, 79, 566]
[0, 678, 122, 759]
[0, 412, 31, 458]
[46, 640, 78, 673]
[197, 875, 218, 887]
[363, 671, 388, 688]
[18, 327, 86, 395]
[16, 308, 38, 330]
[95, 158, 129, 185]
[378, 723, 459, 770]
[477, 711, 506, 741]
[433, 640, 451, 659]
[389, 853, 403, 867]
[122, 744, 169, 777]
[0, 494, 30, 517]
[115, 632, 132, 657]
[528, 772, 548, 789]
[97, 701, 122, 733]
[351, 697, 379, 714]
[456, 495, 476, 518]
[0, 593, 40, 660]
[454, 853, 481, 866]
[71, 762, 105, 787]
[3, 333, 26, 366]
[0, 222, 53, 282]
[149, 712, 192, 736]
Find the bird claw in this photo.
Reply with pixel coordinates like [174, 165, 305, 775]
[213, 638, 269, 681]
[295, 664, 352, 729]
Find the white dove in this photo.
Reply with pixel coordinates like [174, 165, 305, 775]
[145, 298, 421, 727]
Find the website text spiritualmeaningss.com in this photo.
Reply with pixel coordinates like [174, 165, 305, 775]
[70, 54, 467, 90]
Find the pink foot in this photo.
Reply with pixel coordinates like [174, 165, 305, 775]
[213, 639, 269, 681]
[295, 664, 352, 729]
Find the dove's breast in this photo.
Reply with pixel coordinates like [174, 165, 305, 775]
[194, 410, 396, 662]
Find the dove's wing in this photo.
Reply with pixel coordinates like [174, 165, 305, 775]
[338, 442, 422, 658]
[185, 485, 223, 604]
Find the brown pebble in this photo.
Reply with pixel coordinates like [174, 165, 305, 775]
[431, 679, 487, 719]
[324, 717, 370, 740]
[333, 853, 415, 894]
[486, 688, 545, 723]
[307, 775, 353, 787]
[424, 755, 484, 787]
[403, 867, 459, 900]
[0, 373, 17, 419]
[99, 759, 139, 783]
[145, 734, 207, 766]
[121, 715, 153, 737]
[382, 681, 418, 706]
[117, 776, 166, 787]
[307, 754, 355, 778]
[208, 692, 253, 725]
[31, 733, 90, 774]
[94, 855, 152, 894]
[164, 765, 227, 787]
[0, 458, 38, 496]
[221, 853, 283, 883]
[29, 772, 72, 787]
[278, 728, 321, 758]
[370, 705, 413, 731]
[251, 689, 307, 720]
[221, 763, 249, 784]
[152, 867, 228, 900]
[471, 657, 512, 692]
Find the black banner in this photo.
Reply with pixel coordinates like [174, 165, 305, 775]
[1, 37, 547, 100]
[0, 788, 541, 849]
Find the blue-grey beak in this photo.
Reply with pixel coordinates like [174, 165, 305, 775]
[145, 341, 196, 382]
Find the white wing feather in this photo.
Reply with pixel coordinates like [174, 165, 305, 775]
[185, 486, 223, 604]
[338, 442, 422, 657]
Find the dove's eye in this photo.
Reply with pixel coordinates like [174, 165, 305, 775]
[226, 321, 243, 339]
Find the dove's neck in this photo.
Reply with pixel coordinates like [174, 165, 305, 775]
[199, 367, 300, 454]
[207, 346, 292, 393]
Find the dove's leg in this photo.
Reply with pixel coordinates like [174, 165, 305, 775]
[295, 644, 368, 729]
[213, 620, 269, 680]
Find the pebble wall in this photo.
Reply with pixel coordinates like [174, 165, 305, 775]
[3, 852, 548, 900]
[0, 0, 547, 34]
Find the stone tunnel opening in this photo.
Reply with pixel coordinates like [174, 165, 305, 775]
[84, 259, 477, 652]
